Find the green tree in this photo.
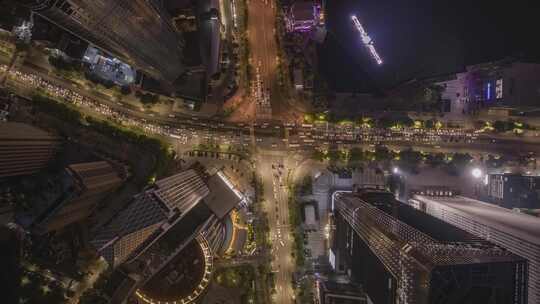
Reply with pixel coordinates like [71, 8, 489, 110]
[120, 86, 131, 95]
[377, 117, 394, 129]
[311, 150, 325, 161]
[445, 153, 473, 175]
[327, 150, 340, 162]
[493, 120, 512, 133]
[425, 119, 436, 129]
[374, 146, 392, 161]
[349, 147, 364, 162]
[425, 152, 445, 167]
[397, 149, 422, 173]
[137, 92, 159, 105]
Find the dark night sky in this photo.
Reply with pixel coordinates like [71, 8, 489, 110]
[319, 0, 540, 92]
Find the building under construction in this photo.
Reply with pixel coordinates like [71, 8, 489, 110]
[330, 189, 528, 304]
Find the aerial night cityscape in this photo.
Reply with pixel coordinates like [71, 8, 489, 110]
[1, 1, 540, 304]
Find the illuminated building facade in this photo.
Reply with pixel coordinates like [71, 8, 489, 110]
[21, 0, 184, 83]
[437, 60, 540, 110]
[286, 0, 324, 33]
[331, 189, 527, 304]
[91, 169, 244, 303]
[411, 195, 540, 304]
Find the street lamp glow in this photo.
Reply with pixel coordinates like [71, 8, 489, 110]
[471, 168, 482, 179]
[393, 167, 399, 174]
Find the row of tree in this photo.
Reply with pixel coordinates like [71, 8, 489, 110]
[32, 94, 174, 178]
[312, 146, 474, 175]
[306, 113, 448, 130]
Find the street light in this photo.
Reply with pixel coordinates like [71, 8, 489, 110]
[471, 168, 482, 179]
[393, 167, 399, 174]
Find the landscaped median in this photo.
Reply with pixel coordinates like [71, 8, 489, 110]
[287, 183, 305, 269]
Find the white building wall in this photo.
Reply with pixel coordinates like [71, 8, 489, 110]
[420, 197, 540, 304]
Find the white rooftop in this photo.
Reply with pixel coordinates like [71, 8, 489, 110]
[414, 195, 540, 245]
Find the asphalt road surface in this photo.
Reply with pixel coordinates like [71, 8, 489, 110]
[248, 0, 288, 117]
[258, 153, 295, 304]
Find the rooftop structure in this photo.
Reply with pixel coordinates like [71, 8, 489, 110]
[315, 280, 367, 304]
[21, 0, 184, 83]
[0, 122, 61, 178]
[82, 46, 136, 86]
[411, 194, 540, 304]
[332, 190, 527, 304]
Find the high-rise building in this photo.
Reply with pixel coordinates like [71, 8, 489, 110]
[33, 161, 124, 233]
[411, 195, 540, 304]
[91, 169, 243, 303]
[331, 189, 527, 304]
[92, 169, 242, 269]
[0, 122, 60, 178]
[91, 169, 210, 268]
[486, 173, 540, 209]
[21, 0, 184, 83]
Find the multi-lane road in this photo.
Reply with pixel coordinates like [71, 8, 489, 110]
[5, 61, 540, 161]
[258, 153, 295, 304]
[248, 0, 293, 119]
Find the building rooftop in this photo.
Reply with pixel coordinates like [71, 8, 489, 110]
[91, 192, 168, 267]
[154, 169, 209, 213]
[138, 239, 206, 302]
[67, 161, 123, 192]
[413, 195, 540, 246]
[92, 169, 242, 268]
[0, 122, 58, 140]
[358, 191, 491, 245]
[337, 191, 523, 265]
[203, 172, 242, 219]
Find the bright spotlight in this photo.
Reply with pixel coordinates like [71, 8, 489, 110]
[471, 168, 482, 179]
[393, 167, 399, 174]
